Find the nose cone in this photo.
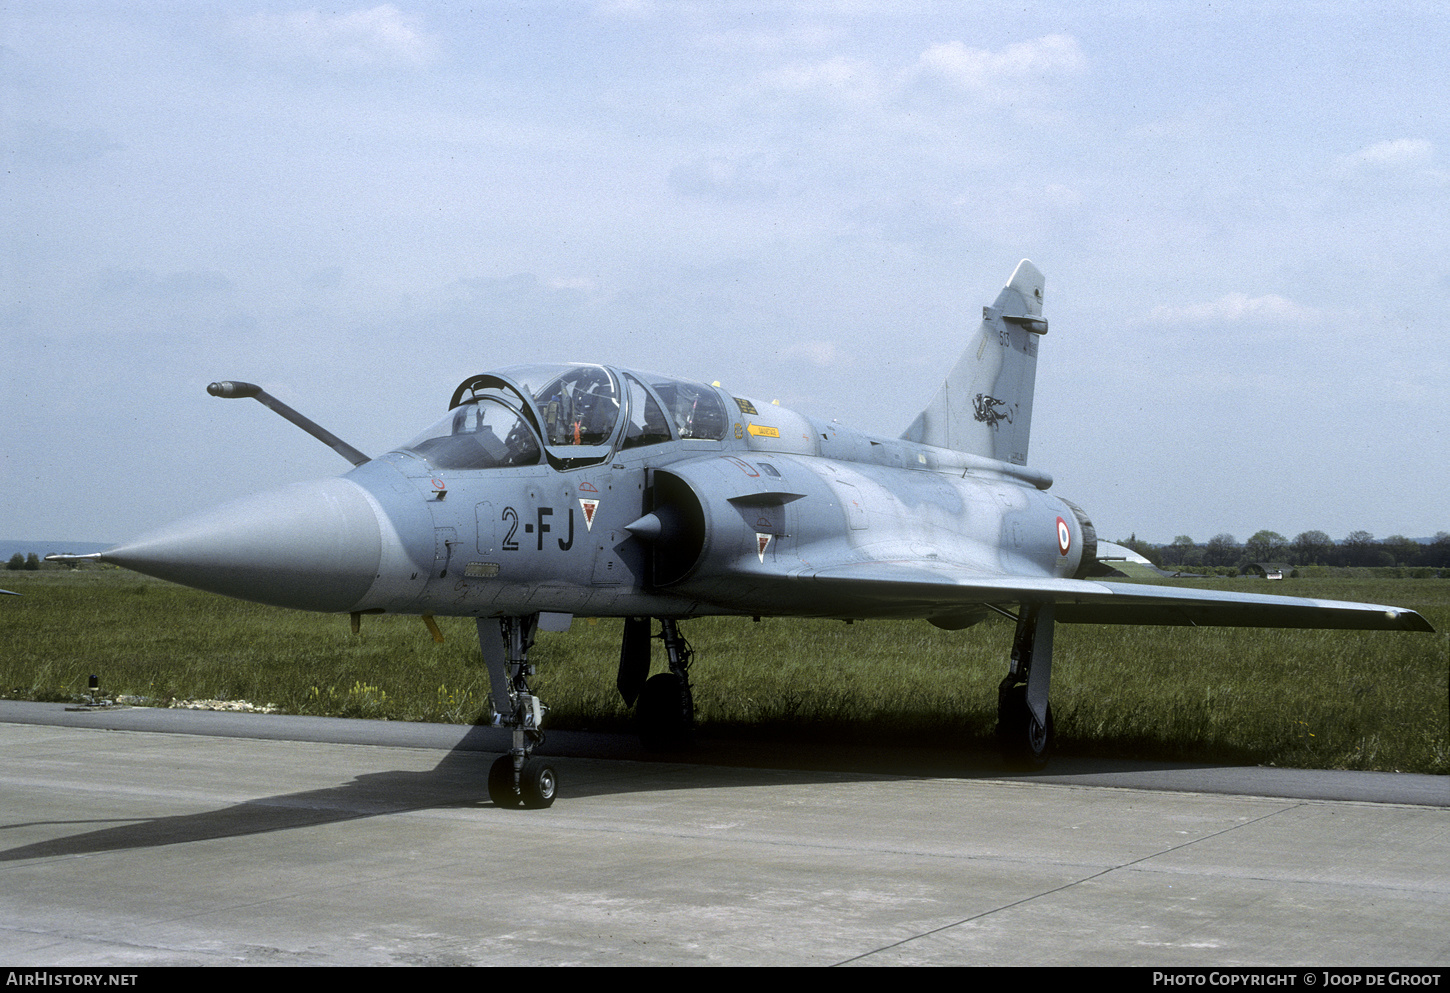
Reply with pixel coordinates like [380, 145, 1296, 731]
[102, 478, 383, 612]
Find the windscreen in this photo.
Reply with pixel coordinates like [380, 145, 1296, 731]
[398, 397, 542, 470]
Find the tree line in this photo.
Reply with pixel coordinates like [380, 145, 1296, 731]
[5, 553, 41, 571]
[1118, 531, 1450, 570]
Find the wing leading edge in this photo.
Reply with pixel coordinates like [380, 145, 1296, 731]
[803, 564, 1434, 631]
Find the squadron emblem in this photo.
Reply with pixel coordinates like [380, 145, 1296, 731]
[973, 394, 1013, 429]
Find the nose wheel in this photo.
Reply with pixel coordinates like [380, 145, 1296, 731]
[488, 754, 557, 809]
[479, 615, 557, 809]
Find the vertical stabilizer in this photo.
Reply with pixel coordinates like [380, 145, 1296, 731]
[901, 260, 1047, 465]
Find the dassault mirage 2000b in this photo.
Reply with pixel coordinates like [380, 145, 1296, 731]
[52, 261, 1432, 808]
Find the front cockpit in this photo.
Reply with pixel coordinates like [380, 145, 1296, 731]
[393, 363, 732, 472]
[505, 364, 621, 449]
[400, 397, 542, 470]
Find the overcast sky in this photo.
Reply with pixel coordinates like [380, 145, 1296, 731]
[4, 1, 1447, 547]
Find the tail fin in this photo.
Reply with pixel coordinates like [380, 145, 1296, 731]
[901, 260, 1047, 466]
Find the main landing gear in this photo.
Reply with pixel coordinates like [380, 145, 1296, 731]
[995, 603, 1056, 768]
[617, 617, 696, 752]
[479, 615, 557, 809]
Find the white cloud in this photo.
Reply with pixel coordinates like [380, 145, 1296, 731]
[746, 34, 1088, 119]
[1146, 293, 1328, 325]
[235, 5, 437, 69]
[1340, 139, 1433, 169]
[1333, 139, 1447, 186]
[914, 34, 1086, 98]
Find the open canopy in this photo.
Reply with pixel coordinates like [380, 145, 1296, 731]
[401, 363, 731, 471]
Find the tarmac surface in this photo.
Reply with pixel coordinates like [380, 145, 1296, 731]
[1, 700, 1446, 967]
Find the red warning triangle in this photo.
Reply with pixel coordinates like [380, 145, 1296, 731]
[756, 532, 772, 562]
[579, 498, 600, 531]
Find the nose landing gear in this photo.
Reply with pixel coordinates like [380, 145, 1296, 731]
[479, 615, 557, 809]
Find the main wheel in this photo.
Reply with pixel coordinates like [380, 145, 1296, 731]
[995, 683, 1054, 768]
[638, 672, 694, 752]
[518, 758, 557, 809]
[488, 754, 521, 807]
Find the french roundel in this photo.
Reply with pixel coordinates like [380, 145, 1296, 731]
[1056, 516, 1071, 556]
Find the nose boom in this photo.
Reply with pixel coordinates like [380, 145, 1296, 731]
[99, 478, 383, 612]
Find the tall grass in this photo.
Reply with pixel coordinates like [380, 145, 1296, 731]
[2, 569, 1445, 773]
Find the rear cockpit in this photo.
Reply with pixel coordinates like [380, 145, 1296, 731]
[632, 372, 729, 443]
[394, 363, 731, 472]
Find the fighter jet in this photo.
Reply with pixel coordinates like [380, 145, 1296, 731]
[50, 261, 1432, 808]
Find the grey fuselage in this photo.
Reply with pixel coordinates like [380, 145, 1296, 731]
[103, 361, 1093, 626]
[335, 366, 1090, 623]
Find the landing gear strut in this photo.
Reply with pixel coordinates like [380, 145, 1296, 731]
[995, 603, 1055, 767]
[479, 615, 557, 808]
[617, 617, 695, 751]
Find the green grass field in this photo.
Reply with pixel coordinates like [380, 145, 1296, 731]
[2, 568, 1446, 773]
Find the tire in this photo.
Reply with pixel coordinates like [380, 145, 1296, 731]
[638, 672, 694, 752]
[519, 758, 557, 809]
[488, 754, 520, 807]
[995, 683, 1054, 768]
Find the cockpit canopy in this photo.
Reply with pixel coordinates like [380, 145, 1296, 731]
[395, 363, 730, 471]
[401, 397, 542, 471]
[506, 364, 621, 448]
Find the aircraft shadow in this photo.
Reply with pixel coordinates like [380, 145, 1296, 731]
[1, 718, 1240, 864]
